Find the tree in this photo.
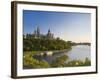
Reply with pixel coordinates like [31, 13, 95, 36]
[51, 55, 69, 67]
[84, 57, 91, 65]
[23, 53, 50, 69]
[23, 34, 73, 51]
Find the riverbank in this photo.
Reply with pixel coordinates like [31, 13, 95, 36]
[23, 48, 71, 57]
[23, 45, 91, 69]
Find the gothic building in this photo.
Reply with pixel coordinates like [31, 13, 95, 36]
[47, 29, 53, 39]
[33, 27, 40, 38]
[33, 27, 54, 39]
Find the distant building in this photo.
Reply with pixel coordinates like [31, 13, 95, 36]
[33, 26, 53, 39]
[33, 26, 40, 38]
[24, 26, 54, 39]
[47, 29, 54, 39]
[36, 27, 40, 37]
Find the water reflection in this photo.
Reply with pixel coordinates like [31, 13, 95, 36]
[33, 45, 91, 63]
[67, 45, 91, 61]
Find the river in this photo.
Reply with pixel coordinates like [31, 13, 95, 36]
[34, 45, 91, 63]
[66, 45, 91, 61]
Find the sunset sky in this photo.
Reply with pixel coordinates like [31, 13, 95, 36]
[23, 10, 91, 43]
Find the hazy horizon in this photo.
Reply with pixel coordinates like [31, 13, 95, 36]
[23, 10, 91, 43]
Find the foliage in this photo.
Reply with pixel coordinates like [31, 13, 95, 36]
[66, 57, 91, 67]
[23, 52, 91, 69]
[23, 37, 72, 51]
[23, 32, 91, 69]
[66, 60, 84, 67]
[23, 53, 50, 69]
[51, 55, 69, 67]
[51, 56, 91, 67]
[84, 57, 91, 65]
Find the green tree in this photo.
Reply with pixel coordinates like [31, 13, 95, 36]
[84, 57, 91, 66]
[51, 55, 69, 67]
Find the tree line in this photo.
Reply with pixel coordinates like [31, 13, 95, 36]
[23, 37, 72, 51]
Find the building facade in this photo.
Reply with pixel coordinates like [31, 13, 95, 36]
[24, 27, 54, 39]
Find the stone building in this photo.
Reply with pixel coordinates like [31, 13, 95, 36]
[24, 26, 54, 39]
[33, 27, 54, 39]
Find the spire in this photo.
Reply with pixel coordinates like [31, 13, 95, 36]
[37, 26, 40, 37]
[48, 29, 50, 33]
[37, 26, 40, 33]
[34, 30, 36, 35]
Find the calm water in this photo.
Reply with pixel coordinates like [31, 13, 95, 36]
[34, 45, 91, 63]
[66, 45, 91, 61]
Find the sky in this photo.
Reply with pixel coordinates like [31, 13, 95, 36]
[23, 10, 91, 43]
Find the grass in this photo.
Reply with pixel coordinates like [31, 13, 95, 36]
[23, 51, 91, 68]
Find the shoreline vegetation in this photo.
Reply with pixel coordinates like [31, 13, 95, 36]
[23, 28, 91, 69]
[23, 38, 91, 69]
[23, 50, 91, 69]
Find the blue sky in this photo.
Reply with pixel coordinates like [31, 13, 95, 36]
[23, 10, 91, 43]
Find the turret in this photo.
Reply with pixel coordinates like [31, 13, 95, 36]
[47, 28, 53, 39]
[37, 26, 40, 37]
